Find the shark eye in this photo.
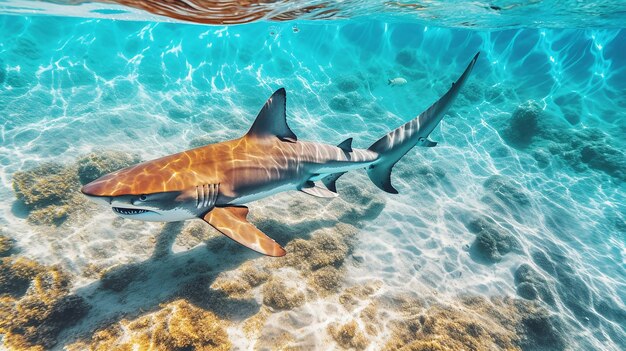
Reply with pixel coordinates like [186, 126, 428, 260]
[139, 195, 148, 201]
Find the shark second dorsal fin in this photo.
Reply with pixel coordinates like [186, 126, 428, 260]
[246, 88, 297, 142]
[203, 206, 286, 257]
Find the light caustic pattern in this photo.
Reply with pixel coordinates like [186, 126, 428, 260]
[0, 15, 625, 350]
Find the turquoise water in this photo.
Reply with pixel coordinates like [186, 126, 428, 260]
[0, 9, 625, 351]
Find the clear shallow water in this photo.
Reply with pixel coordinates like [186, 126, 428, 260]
[0, 10, 625, 351]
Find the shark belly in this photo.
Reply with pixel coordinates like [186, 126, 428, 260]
[221, 159, 306, 205]
[223, 149, 376, 205]
[227, 181, 301, 205]
[227, 160, 376, 204]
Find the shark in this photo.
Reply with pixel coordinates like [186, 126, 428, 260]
[81, 52, 479, 257]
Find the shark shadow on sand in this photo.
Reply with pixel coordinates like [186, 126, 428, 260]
[57, 182, 386, 347]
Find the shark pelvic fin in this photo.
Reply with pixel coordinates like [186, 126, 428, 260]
[301, 181, 338, 198]
[321, 172, 346, 193]
[203, 206, 286, 257]
[337, 138, 353, 153]
[246, 88, 297, 142]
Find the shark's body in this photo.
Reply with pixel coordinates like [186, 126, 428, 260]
[82, 53, 479, 257]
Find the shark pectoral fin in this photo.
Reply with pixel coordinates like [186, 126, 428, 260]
[321, 172, 346, 193]
[203, 206, 286, 257]
[300, 181, 338, 198]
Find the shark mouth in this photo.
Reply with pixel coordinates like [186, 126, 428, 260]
[112, 207, 152, 215]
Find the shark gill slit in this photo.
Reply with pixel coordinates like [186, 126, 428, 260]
[206, 184, 210, 207]
[196, 185, 201, 208]
[196, 183, 219, 210]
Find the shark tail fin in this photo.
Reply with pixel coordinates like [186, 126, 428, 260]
[367, 52, 480, 194]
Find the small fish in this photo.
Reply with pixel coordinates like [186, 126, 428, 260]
[388, 77, 407, 86]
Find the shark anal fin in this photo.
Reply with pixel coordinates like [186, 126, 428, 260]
[300, 181, 338, 198]
[337, 138, 353, 153]
[203, 206, 286, 257]
[246, 88, 297, 142]
[321, 172, 346, 193]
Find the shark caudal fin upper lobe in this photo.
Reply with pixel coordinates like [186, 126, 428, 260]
[367, 52, 480, 194]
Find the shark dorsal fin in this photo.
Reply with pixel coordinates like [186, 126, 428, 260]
[337, 138, 353, 153]
[246, 88, 297, 142]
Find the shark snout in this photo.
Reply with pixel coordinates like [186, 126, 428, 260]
[80, 184, 111, 205]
